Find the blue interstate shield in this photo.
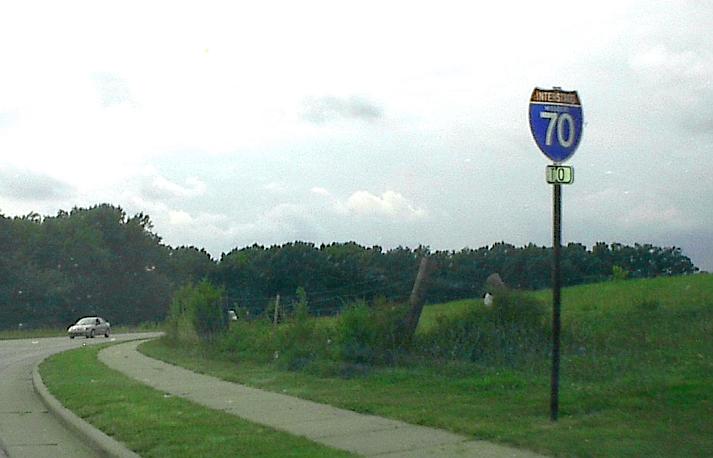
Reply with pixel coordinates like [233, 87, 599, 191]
[529, 88, 583, 163]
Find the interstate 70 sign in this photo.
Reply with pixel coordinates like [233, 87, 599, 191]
[529, 88, 583, 163]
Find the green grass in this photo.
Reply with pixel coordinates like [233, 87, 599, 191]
[40, 344, 353, 457]
[418, 298, 481, 332]
[140, 274, 713, 457]
[0, 327, 66, 339]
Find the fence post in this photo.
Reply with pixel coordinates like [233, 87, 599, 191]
[273, 294, 280, 326]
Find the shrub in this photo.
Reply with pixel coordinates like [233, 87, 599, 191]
[612, 265, 629, 281]
[293, 287, 309, 321]
[269, 287, 331, 370]
[335, 300, 408, 365]
[214, 319, 275, 362]
[166, 280, 225, 343]
[193, 281, 226, 339]
[335, 302, 373, 364]
[274, 319, 331, 371]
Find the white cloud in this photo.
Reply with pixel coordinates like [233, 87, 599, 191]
[224, 203, 325, 249]
[623, 203, 689, 231]
[168, 210, 193, 225]
[630, 45, 713, 88]
[301, 96, 383, 124]
[264, 182, 288, 194]
[124, 196, 233, 254]
[142, 176, 207, 200]
[309, 188, 427, 220]
[346, 190, 426, 219]
[310, 187, 331, 197]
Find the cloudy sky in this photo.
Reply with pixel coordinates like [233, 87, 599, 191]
[1, 1, 712, 270]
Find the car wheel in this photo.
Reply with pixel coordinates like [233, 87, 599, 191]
[70, 335, 75, 339]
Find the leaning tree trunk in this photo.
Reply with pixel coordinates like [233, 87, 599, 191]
[401, 257, 433, 344]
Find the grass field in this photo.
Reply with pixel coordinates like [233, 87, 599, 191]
[139, 274, 713, 457]
[40, 344, 353, 457]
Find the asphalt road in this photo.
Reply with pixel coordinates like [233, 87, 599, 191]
[0, 333, 157, 458]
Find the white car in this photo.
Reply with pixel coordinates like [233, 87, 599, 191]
[68, 316, 111, 339]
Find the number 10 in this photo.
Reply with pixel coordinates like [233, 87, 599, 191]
[540, 111, 575, 148]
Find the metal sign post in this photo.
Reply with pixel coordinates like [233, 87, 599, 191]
[529, 87, 583, 422]
[551, 182, 562, 421]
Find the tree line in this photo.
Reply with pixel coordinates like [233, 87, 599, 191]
[0, 204, 698, 329]
[214, 240, 698, 315]
[0, 205, 211, 329]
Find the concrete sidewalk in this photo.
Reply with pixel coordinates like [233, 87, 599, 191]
[99, 340, 546, 457]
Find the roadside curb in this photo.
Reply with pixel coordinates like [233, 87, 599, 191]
[33, 353, 141, 458]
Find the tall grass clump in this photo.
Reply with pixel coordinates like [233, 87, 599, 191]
[335, 299, 409, 366]
[166, 280, 226, 343]
[416, 290, 548, 368]
[271, 288, 333, 371]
